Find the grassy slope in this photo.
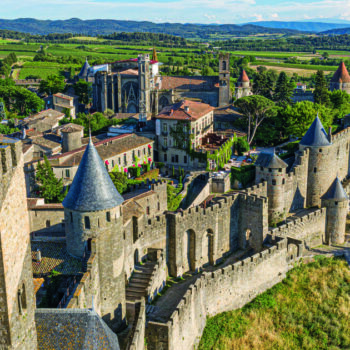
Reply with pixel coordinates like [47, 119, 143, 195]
[199, 256, 350, 350]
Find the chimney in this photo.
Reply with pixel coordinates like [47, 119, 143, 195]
[35, 249, 42, 263]
[170, 109, 174, 116]
[21, 128, 26, 140]
[184, 106, 190, 113]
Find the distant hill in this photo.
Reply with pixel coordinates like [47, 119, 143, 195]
[247, 21, 350, 33]
[320, 27, 350, 35]
[0, 18, 300, 39]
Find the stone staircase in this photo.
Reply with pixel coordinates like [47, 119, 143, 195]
[126, 262, 156, 302]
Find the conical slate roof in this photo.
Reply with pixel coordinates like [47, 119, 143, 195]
[300, 115, 331, 147]
[79, 58, 90, 78]
[62, 137, 124, 212]
[331, 62, 350, 83]
[255, 152, 288, 168]
[238, 70, 250, 83]
[321, 177, 348, 201]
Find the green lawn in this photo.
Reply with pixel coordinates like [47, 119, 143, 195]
[199, 256, 350, 350]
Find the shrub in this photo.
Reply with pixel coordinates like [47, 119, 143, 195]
[128, 166, 141, 178]
[235, 137, 250, 156]
[231, 165, 255, 188]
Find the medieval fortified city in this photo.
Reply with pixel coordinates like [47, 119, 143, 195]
[0, 2, 350, 350]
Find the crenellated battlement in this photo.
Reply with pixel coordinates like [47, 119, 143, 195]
[244, 181, 267, 196]
[332, 126, 350, 143]
[0, 137, 23, 208]
[168, 237, 289, 323]
[146, 215, 166, 229]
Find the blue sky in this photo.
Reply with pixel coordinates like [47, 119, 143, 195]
[2, 0, 350, 24]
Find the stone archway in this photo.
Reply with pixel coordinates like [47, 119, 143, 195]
[184, 229, 196, 272]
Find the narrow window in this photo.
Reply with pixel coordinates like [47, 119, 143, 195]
[146, 206, 150, 215]
[260, 167, 264, 171]
[269, 168, 272, 173]
[278, 168, 282, 173]
[319, 149, 322, 153]
[158, 202, 160, 211]
[272, 179, 276, 185]
[70, 212, 73, 223]
[65, 169, 70, 178]
[164, 154, 167, 162]
[282, 179, 285, 185]
[106, 211, 111, 222]
[184, 156, 187, 164]
[84, 216, 90, 229]
[46, 220, 50, 228]
[314, 167, 317, 173]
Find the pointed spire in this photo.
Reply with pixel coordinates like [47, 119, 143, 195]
[79, 57, 91, 79]
[300, 115, 331, 147]
[331, 61, 350, 83]
[238, 70, 250, 83]
[255, 152, 288, 168]
[321, 177, 348, 201]
[62, 138, 124, 212]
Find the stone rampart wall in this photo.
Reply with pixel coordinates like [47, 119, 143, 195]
[67, 249, 101, 313]
[146, 251, 167, 303]
[146, 238, 295, 350]
[129, 299, 146, 350]
[269, 208, 326, 248]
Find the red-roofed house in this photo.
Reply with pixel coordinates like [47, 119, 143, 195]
[155, 100, 214, 168]
[330, 61, 350, 94]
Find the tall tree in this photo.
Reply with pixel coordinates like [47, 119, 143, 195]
[74, 79, 92, 105]
[39, 75, 66, 96]
[281, 101, 334, 138]
[234, 95, 277, 145]
[274, 71, 295, 106]
[313, 70, 330, 105]
[252, 71, 274, 99]
[36, 155, 67, 203]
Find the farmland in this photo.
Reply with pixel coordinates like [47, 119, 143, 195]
[0, 35, 348, 83]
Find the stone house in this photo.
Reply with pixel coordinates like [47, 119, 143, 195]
[24, 133, 154, 194]
[52, 93, 78, 118]
[155, 100, 214, 168]
[20, 109, 65, 133]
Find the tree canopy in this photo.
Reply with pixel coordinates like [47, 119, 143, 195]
[39, 75, 66, 96]
[36, 156, 67, 203]
[74, 79, 92, 105]
[234, 95, 277, 145]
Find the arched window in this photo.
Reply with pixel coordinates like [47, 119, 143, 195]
[84, 216, 90, 229]
[222, 61, 227, 71]
[282, 179, 285, 185]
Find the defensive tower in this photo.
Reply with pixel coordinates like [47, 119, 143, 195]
[138, 54, 151, 114]
[63, 136, 126, 331]
[321, 177, 348, 245]
[329, 61, 350, 94]
[255, 152, 288, 223]
[299, 115, 332, 208]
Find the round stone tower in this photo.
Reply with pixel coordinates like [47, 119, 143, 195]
[299, 115, 332, 208]
[321, 177, 348, 245]
[62, 136, 126, 331]
[255, 152, 288, 223]
[61, 125, 83, 153]
[329, 61, 350, 94]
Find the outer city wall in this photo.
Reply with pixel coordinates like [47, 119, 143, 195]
[147, 238, 295, 350]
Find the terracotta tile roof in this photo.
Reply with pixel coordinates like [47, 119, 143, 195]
[53, 93, 74, 101]
[33, 278, 44, 295]
[157, 100, 214, 121]
[158, 76, 219, 91]
[331, 62, 350, 83]
[31, 242, 82, 276]
[51, 134, 153, 167]
[238, 70, 250, 83]
[120, 68, 139, 76]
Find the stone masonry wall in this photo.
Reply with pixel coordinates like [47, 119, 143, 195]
[269, 208, 326, 248]
[147, 239, 293, 350]
[0, 146, 37, 349]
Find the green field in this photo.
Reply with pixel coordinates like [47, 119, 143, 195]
[199, 256, 350, 350]
[253, 60, 338, 71]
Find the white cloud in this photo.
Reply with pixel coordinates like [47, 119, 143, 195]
[1, 0, 350, 24]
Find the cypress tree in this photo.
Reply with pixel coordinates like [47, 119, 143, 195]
[274, 72, 294, 106]
[313, 70, 330, 105]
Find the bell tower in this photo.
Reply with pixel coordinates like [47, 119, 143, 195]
[218, 53, 231, 106]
